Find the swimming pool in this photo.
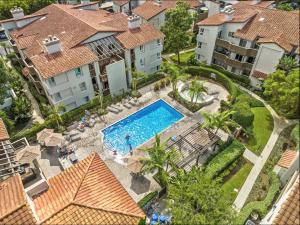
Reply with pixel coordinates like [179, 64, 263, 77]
[102, 99, 184, 155]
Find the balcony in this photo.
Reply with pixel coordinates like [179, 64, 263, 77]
[213, 51, 253, 71]
[215, 38, 258, 57]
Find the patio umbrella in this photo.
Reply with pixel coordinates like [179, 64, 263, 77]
[16, 145, 41, 165]
[37, 129, 54, 144]
[44, 133, 64, 147]
[127, 156, 143, 174]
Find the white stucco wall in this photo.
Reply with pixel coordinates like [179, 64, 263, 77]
[106, 59, 127, 96]
[204, 0, 220, 17]
[147, 12, 165, 29]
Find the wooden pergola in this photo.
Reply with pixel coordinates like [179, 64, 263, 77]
[0, 140, 20, 181]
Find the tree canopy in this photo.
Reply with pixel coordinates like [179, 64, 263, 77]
[167, 168, 235, 225]
[263, 69, 299, 118]
[161, 0, 193, 63]
[0, 0, 56, 20]
[0, 59, 9, 105]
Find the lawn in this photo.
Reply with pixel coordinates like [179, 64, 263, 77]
[170, 51, 195, 64]
[222, 162, 253, 203]
[246, 107, 274, 155]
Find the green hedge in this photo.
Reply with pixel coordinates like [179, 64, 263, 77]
[236, 93, 265, 108]
[205, 140, 245, 179]
[137, 72, 165, 89]
[235, 173, 280, 225]
[183, 66, 238, 102]
[137, 191, 158, 208]
[291, 124, 299, 150]
[232, 101, 254, 128]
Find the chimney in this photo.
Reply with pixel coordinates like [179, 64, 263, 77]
[81, 0, 90, 4]
[222, 6, 235, 22]
[10, 6, 24, 20]
[43, 35, 61, 54]
[128, 14, 141, 29]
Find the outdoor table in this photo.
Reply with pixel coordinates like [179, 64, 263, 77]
[69, 153, 78, 164]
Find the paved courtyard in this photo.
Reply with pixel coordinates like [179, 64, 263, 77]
[38, 80, 229, 202]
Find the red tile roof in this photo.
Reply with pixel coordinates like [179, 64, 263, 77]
[133, 1, 166, 20]
[0, 13, 46, 23]
[273, 176, 299, 225]
[277, 150, 298, 169]
[252, 70, 268, 79]
[33, 152, 144, 224]
[0, 118, 9, 141]
[0, 175, 36, 225]
[115, 23, 165, 49]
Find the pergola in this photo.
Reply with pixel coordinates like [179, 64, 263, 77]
[86, 36, 124, 60]
[0, 140, 20, 180]
[166, 122, 220, 175]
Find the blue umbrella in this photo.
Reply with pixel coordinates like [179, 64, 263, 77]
[160, 215, 166, 223]
[151, 213, 158, 222]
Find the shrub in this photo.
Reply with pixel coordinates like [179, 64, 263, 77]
[168, 91, 204, 112]
[291, 124, 299, 150]
[232, 101, 254, 128]
[154, 82, 160, 91]
[137, 191, 158, 208]
[205, 140, 245, 179]
[236, 93, 264, 108]
[137, 72, 165, 89]
[235, 173, 280, 225]
[160, 79, 166, 88]
[187, 54, 199, 66]
[165, 77, 170, 86]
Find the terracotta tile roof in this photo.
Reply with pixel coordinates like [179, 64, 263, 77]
[237, 1, 275, 8]
[273, 176, 300, 225]
[252, 70, 268, 79]
[0, 13, 46, 24]
[0, 175, 36, 225]
[277, 150, 298, 169]
[113, 0, 130, 6]
[0, 118, 9, 141]
[72, 1, 98, 9]
[33, 152, 144, 224]
[133, 1, 166, 20]
[115, 23, 165, 49]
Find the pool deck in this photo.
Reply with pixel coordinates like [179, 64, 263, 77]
[45, 80, 229, 202]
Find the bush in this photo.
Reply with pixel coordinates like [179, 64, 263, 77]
[187, 55, 199, 66]
[159, 79, 166, 88]
[137, 72, 165, 89]
[165, 77, 170, 86]
[236, 93, 264, 108]
[291, 124, 299, 150]
[183, 66, 238, 102]
[154, 82, 160, 91]
[168, 91, 204, 112]
[137, 191, 158, 208]
[235, 173, 280, 225]
[232, 101, 254, 128]
[205, 140, 245, 179]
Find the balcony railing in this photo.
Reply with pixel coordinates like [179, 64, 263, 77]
[213, 51, 253, 71]
[215, 38, 258, 57]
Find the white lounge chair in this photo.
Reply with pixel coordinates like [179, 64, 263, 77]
[107, 106, 119, 114]
[112, 104, 123, 112]
[123, 101, 132, 109]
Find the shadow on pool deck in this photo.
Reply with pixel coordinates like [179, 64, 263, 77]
[130, 174, 151, 195]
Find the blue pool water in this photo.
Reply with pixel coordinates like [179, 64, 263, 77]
[102, 99, 184, 155]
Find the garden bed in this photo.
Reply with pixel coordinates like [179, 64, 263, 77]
[167, 91, 204, 113]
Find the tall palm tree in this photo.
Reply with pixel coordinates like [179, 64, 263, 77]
[140, 135, 179, 186]
[278, 56, 298, 75]
[93, 92, 105, 115]
[189, 79, 207, 105]
[131, 70, 145, 96]
[201, 110, 237, 134]
[48, 103, 65, 129]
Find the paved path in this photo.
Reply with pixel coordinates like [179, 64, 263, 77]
[243, 148, 259, 164]
[233, 85, 296, 211]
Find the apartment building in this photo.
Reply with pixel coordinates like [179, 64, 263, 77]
[0, 1, 164, 112]
[196, 3, 299, 88]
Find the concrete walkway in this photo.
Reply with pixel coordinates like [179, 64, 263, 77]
[233, 85, 296, 211]
[243, 148, 259, 164]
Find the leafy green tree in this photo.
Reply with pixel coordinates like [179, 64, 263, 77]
[0, 110, 14, 132]
[131, 70, 145, 97]
[277, 3, 293, 11]
[201, 110, 237, 134]
[189, 79, 207, 105]
[167, 168, 235, 225]
[48, 103, 65, 129]
[140, 135, 178, 186]
[0, 59, 10, 105]
[263, 69, 299, 118]
[161, 0, 193, 63]
[11, 96, 32, 121]
[277, 56, 298, 74]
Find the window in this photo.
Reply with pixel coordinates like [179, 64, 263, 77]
[228, 32, 234, 38]
[246, 56, 255, 64]
[79, 82, 87, 92]
[197, 54, 201, 60]
[48, 77, 56, 86]
[88, 63, 96, 77]
[157, 65, 160, 71]
[157, 39, 161, 45]
[53, 92, 62, 102]
[157, 52, 161, 59]
[235, 54, 243, 62]
[75, 67, 82, 77]
[217, 31, 222, 38]
[239, 39, 247, 47]
[198, 42, 203, 48]
[140, 58, 145, 66]
[199, 28, 204, 35]
[139, 45, 144, 52]
[84, 96, 89, 102]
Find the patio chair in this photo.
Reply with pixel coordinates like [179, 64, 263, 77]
[111, 104, 123, 112]
[107, 106, 119, 114]
[123, 101, 132, 109]
[128, 98, 137, 106]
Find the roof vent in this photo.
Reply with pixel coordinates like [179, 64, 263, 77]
[222, 6, 235, 22]
[10, 6, 24, 20]
[128, 14, 141, 30]
[43, 35, 61, 54]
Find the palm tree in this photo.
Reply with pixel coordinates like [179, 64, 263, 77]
[48, 103, 65, 129]
[93, 92, 105, 115]
[278, 56, 298, 75]
[11, 96, 32, 121]
[201, 110, 237, 134]
[140, 135, 179, 186]
[131, 70, 145, 96]
[189, 79, 207, 105]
